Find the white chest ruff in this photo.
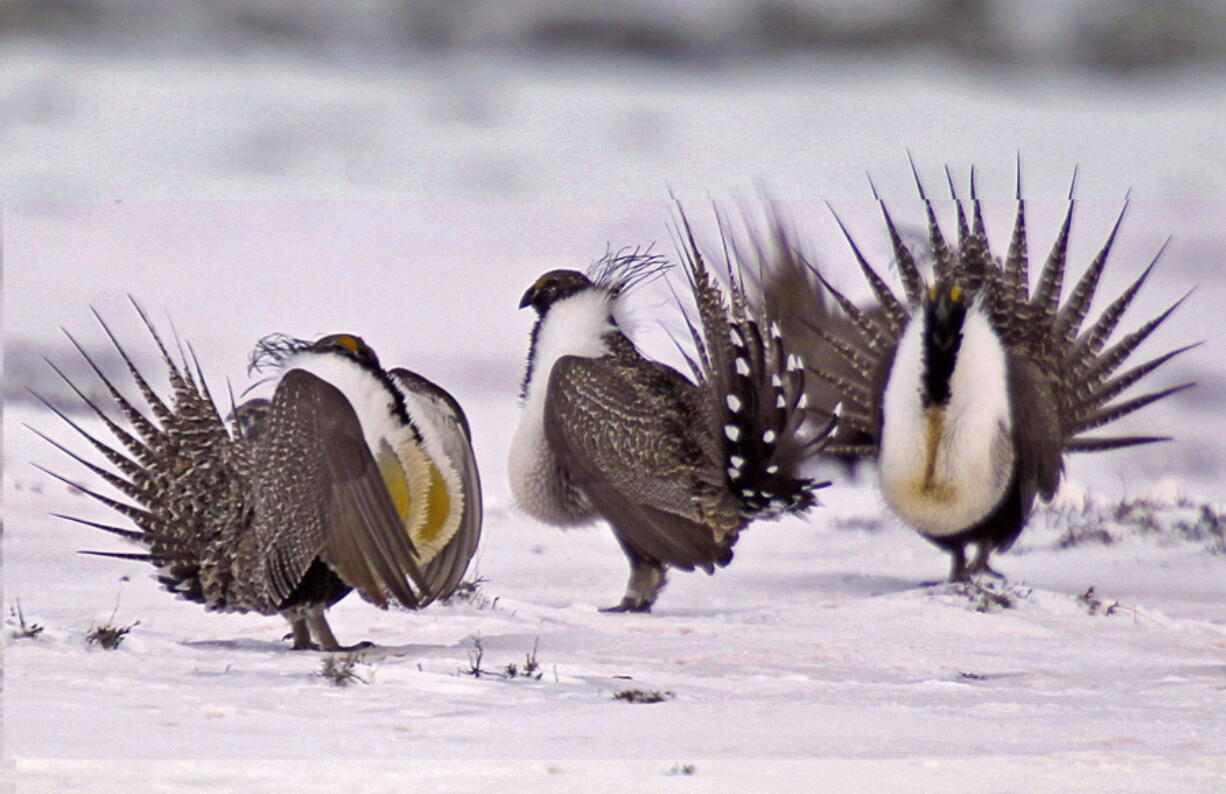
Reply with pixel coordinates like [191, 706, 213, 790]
[509, 290, 614, 525]
[877, 306, 1015, 537]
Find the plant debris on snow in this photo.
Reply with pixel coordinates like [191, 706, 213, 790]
[1077, 586, 1121, 616]
[612, 688, 674, 704]
[939, 580, 1032, 613]
[317, 653, 371, 687]
[441, 575, 502, 610]
[86, 620, 139, 650]
[7, 600, 44, 640]
[503, 637, 543, 680]
[460, 636, 546, 681]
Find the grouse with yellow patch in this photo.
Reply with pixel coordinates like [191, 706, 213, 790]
[33, 307, 481, 650]
[780, 167, 1194, 581]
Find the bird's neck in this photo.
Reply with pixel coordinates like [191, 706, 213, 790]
[281, 350, 416, 452]
[520, 290, 619, 404]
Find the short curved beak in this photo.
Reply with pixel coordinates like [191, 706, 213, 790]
[518, 286, 536, 310]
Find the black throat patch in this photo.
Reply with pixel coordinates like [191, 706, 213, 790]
[921, 297, 967, 408]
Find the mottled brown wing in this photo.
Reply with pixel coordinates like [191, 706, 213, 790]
[543, 354, 738, 569]
[250, 369, 425, 610]
[390, 368, 483, 602]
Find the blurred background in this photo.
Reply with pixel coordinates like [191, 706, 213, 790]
[4, 0, 1226, 202]
[4, 0, 1225, 501]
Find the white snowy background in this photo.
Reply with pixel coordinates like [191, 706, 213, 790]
[4, 2, 1226, 791]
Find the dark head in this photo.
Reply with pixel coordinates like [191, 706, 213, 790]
[311, 333, 381, 370]
[518, 270, 594, 315]
[249, 332, 382, 375]
[921, 284, 969, 407]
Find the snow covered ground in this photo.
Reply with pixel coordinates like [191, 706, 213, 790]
[4, 28, 1226, 794]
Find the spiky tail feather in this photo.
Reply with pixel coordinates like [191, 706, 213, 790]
[670, 204, 834, 519]
[33, 300, 245, 610]
[795, 163, 1195, 460]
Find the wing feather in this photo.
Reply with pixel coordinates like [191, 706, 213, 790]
[252, 370, 426, 610]
[543, 354, 739, 568]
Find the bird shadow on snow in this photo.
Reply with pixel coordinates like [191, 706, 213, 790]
[745, 570, 921, 600]
[180, 638, 294, 654]
[803, 571, 922, 598]
[179, 638, 448, 658]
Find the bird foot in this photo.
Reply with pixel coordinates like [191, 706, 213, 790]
[970, 565, 1006, 581]
[284, 631, 319, 651]
[599, 598, 652, 614]
[283, 633, 375, 652]
[327, 640, 377, 653]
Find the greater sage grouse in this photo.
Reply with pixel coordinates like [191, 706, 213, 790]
[33, 306, 482, 650]
[509, 234, 837, 613]
[786, 169, 1194, 582]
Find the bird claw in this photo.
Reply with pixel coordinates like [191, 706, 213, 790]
[599, 599, 652, 614]
[286, 637, 322, 652]
[323, 637, 375, 651]
[283, 633, 375, 652]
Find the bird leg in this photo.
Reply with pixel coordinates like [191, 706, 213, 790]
[285, 617, 315, 651]
[600, 547, 667, 613]
[305, 606, 343, 651]
[946, 544, 970, 583]
[968, 542, 1006, 580]
[282, 606, 373, 651]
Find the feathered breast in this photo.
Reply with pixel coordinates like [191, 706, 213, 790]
[510, 288, 616, 525]
[878, 301, 1015, 536]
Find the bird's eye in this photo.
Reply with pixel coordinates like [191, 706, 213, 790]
[928, 284, 937, 301]
[950, 286, 963, 302]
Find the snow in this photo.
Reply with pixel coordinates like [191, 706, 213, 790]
[4, 28, 1226, 794]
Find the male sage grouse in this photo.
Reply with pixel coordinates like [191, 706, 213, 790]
[787, 167, 1194, 582]
[32, 304, 482, 650]
[509, 228, 837, 613]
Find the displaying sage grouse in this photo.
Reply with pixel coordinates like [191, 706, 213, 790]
[33, 305, 482, 650]
[509, 232, 837, 613]
[791, 168, 1193, 581]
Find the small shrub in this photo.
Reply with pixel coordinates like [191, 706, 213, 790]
[613, 688, 674, 704]
[7, 600, 44, 640]
[441, 576, 501, 610]
[85, 594, 139, 649]
[464, 637, 547, 681]
[505, 637, 543, 680]
[668, 763, 696, 776]
[318, 653, 370, 686]
[86, 620, 139, 650]
[945, 580, 1027, 613]
[1077, 586, 1120, 617]
[461, 636, 489, 678]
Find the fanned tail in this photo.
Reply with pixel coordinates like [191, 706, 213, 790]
[33, 305, 245, 609]
[764, 162, 1193, 465]
[671, 204, 836, 520]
